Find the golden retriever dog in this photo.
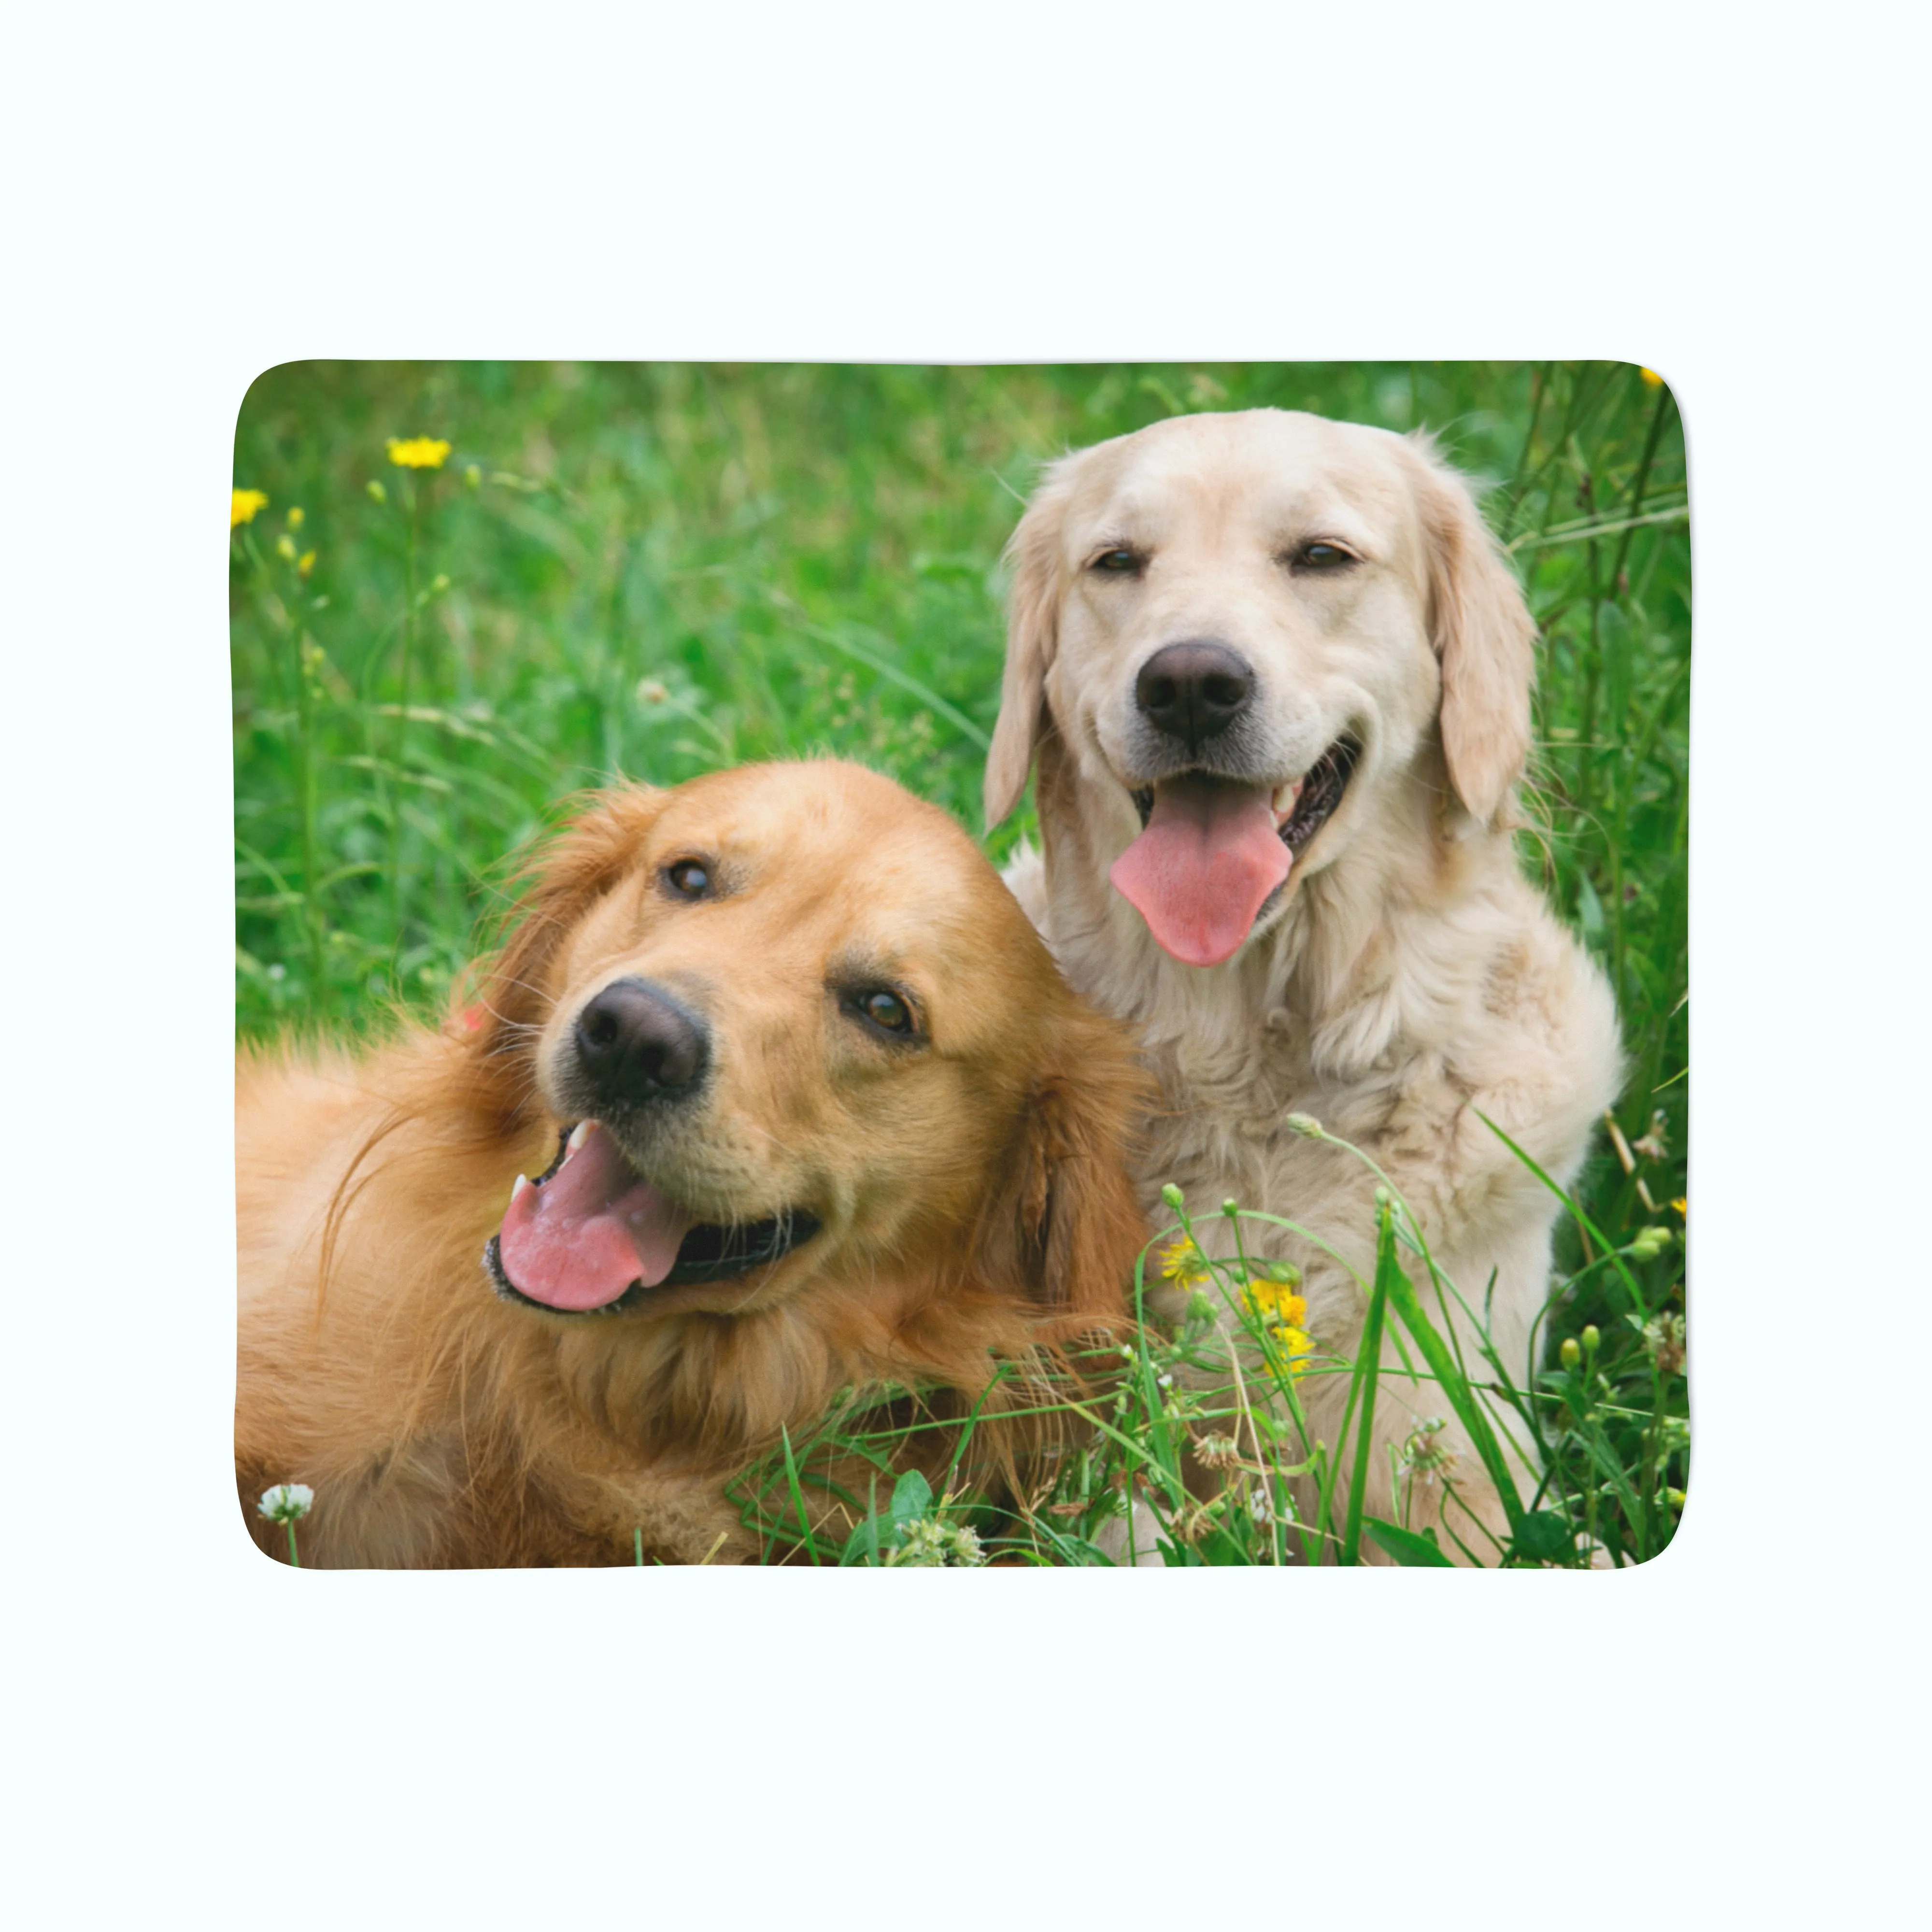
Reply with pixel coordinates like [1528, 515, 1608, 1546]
[986, 409, 1622, 1562]
[236, 761, 1147, 1566]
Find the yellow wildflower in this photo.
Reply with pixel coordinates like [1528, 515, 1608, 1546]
[387, 436, 452, 469]
[1263, 1323, 1315, 1378]
[276, 534, 297, 562]
[1158, 1238, 1212, 1289]
[298, 550, 316, 578]
[1639, 368, 1664, 387]
[231, 488, 269, 528]
[286, 506, 305, 529]
[1672, 1196, 1687, 1219]
[1241, 1278, 1306, 1330]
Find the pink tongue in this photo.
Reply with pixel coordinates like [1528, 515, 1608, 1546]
[497, 1123, 696, 1311]
[1109, 776, 1292, 967]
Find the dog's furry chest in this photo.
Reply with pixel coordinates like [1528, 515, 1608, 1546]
[1136, 1022, 1406, 1231]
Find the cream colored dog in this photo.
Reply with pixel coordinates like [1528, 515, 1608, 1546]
[987, 408, 1621, 1562]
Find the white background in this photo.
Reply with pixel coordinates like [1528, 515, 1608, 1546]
[3, 2, 1925, 1924]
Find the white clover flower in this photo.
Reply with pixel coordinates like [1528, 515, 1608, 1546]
[258, 1483, 314, 1523]
[886, 1516, 985, 1567]
[1248, 1482, 1299, 1527]
[947, 1524, 987, 1568]
[886, 1518, 952, 1566]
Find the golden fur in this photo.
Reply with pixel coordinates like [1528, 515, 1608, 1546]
[987, 409, 1622, 1561]
[236, 761, 1148, 1566]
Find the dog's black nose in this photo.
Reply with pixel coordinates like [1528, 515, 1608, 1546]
[1134, 640, 1255, 750]
[573, 979, 710, 1101]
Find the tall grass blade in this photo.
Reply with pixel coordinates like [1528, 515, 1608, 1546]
[1339, 1195, 1396, 1566]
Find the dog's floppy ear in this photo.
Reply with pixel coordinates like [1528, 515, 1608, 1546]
[987, 1003, 1151, 1325]
[462, 784, 666, 1099]
[1407, 436, 1537, 827]
[985, 457, 1080, 830]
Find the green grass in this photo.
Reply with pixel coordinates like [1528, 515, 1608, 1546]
[727, 1119, 1687, 1568]
[232, 359, 1689, 1565]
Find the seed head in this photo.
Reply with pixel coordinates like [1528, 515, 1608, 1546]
[1396, 1419, 1455, 1483]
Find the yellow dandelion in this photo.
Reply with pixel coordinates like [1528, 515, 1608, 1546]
[1157, 1237, 1212, 1288]
[1264, 1323, 1315, 1378]
[286, 506, 305, 530]
[1639, 367, 1664, 387]
[231, 487, 269, 528]
[275, 533, 297, 562]
[298, 550, 316, 578]
[1672, 1196, 1687, 1219]
[1241, 1279, 1307, 1330]
[387, 436, 452, 470]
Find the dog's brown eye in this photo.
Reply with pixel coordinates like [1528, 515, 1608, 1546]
[664, 860, 711, 899]
[1091, 547, 1143, 575]
[861, 990, 912, 1033]
[1292, 541, 1357, 573]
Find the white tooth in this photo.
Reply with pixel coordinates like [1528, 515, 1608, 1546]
[1272, 779, 1304, 817]
[567, 1121, 593, 1154]
[511, 1174, 531, 1207]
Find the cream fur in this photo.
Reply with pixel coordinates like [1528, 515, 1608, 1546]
[989, 409, 1622, 1561]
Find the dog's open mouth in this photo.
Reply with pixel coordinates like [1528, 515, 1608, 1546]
[1271, 737, 1359, 854]
[1116, 738, 1358, 969]
[483, 1122, 819, 1317]
[1129, 738, 1358, 852]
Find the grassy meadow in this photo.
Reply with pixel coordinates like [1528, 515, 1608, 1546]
[232, 361, 1689, 1566]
